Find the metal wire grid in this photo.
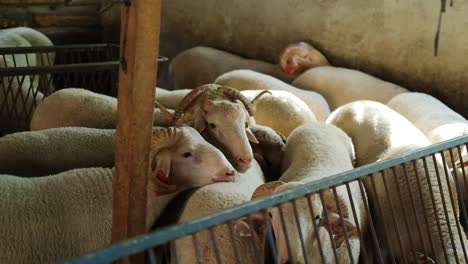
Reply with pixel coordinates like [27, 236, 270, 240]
[64, 135, 468, 264]
[0, 44, 120, 135]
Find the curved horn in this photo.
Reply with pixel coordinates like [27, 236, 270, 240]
[151, 127, 181, 154]
[154, 100, 174, 122]
[172, 86, 208, 124]
[251, 181, 284, 200]
[217, 86, 256, 116]
[251, 90, 272, 105]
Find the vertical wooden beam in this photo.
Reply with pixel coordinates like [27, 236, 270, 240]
[112, 0, 161, 263]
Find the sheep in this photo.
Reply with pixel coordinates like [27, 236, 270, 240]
[155, 87, 316, 136]
[278, 41, 409, 110]
[171, 159, 265, 264]
[215, 69, 330, 121]
[0, 27, 55, 95]
[30, 88, 172, 131]
[0, 127, 115, 177]
[327, 100, 468, 263]
[249, 124, 286, 182]
[236, 122, 368, 264]
[0, 55, 44, 132]
[169, 46, 296, 89]
[154, 84, 271, 172]
[387, 92, 468, 168]
[0, 126, 237, 263]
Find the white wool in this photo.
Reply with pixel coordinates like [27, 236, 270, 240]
[273, 123, 366, 263]
[169, 46, 295, 89]
[30, 88, 172, 130]
[327, 100, 467, 263]
[292, 66, 409, 110]
[0, 127, 115, 177]
[387, 92, 468, 167]
[174, 161, 265, 263]
[215, 69, 330, 121]
[0, 167, 180, 263]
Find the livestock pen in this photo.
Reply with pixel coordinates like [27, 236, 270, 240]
[1, 0, 468, 263]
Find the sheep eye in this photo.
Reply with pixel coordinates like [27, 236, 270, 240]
[182, 152, 192, 158]
[209, 123, 216, 129]
[245, 122, 248, 128]
[315, 215, 320, 220]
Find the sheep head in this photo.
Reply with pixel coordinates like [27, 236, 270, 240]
[149, 126, 237, 196]
[278, 41, 330, 74]
[235, 181, 358, 263]
[156, 84, 271, 172]
[249, 124, 286, 182]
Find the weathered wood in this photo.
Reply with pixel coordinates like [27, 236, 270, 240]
[112, 0, 161, 263]
[33, 14, 99, 27]
[0, 0, 102, 5]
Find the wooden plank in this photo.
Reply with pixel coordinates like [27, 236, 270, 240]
[33, 14, 99, 27]
[0, 0, 102, 5]
[112, 0, 161, 263]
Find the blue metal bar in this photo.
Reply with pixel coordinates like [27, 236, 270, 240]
[64, 135, 468, 264]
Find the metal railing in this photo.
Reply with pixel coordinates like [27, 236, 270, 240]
[64, 135, 468, 264]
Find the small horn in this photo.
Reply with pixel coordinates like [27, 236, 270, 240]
[172, 86, 208, 124]
[151, 127, 181, 154]
[251, 181, 284, 200]
[251, 90, 272, 105]
[217, 86, 256, 116]
[154, 100, 174, 122]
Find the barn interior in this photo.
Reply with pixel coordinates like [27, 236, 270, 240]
[1, 1, 468, 263]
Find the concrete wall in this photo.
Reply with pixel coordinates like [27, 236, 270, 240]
[107, 0, 468, 116]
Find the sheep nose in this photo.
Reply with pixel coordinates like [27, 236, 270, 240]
[237, 156, 252, 166]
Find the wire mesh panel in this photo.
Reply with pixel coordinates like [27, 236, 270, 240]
[0, 44, 121, 136]
[64, 135, 468, 264]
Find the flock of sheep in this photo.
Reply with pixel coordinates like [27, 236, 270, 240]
[1, 27, 468, 263]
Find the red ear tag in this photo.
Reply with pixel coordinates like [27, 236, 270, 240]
[284, 63, 297, 74]
[156, 170, 175, 185]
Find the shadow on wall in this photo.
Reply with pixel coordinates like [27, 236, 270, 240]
[101, 0, 468, 117]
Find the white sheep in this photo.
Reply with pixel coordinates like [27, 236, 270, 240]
[0, 127, 115, 177]
[214, 69, 330, 121]
[30, 88, 172, 131]
[236, 122, 368, 264]
[387, 92, 468, 168]
[172, 159, 265, 264]
[0, 126, 237, 263]
[1, 27, 55, 94]
[0, 55, 44, 132]
[278, 41, 409, 110]
[155, 87, 316, 137]
[0, 30, 42, 129]
[169, 46, 295, 89]
[327, 100, 468, 263]
[155, 84, 269, 172]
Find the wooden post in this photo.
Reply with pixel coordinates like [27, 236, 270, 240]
[112, 0, 161, 263]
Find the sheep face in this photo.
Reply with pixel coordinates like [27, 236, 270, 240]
[278, 42, 330, 75]
[194, 99, 258, 172]
[150, 126, 237, 195]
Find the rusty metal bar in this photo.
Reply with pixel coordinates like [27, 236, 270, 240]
[111, 0, 161, 263]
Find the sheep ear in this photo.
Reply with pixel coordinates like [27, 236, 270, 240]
[152, 151, 178, 196]
[202, 98, 215, 112]
[193, 115, 206, 133]
[235, 213, 266, 238]
[319, 212, 358, 248]
[246, 128, 259, 144]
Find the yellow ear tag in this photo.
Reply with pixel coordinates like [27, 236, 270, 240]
[184, 112, 193, 121]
